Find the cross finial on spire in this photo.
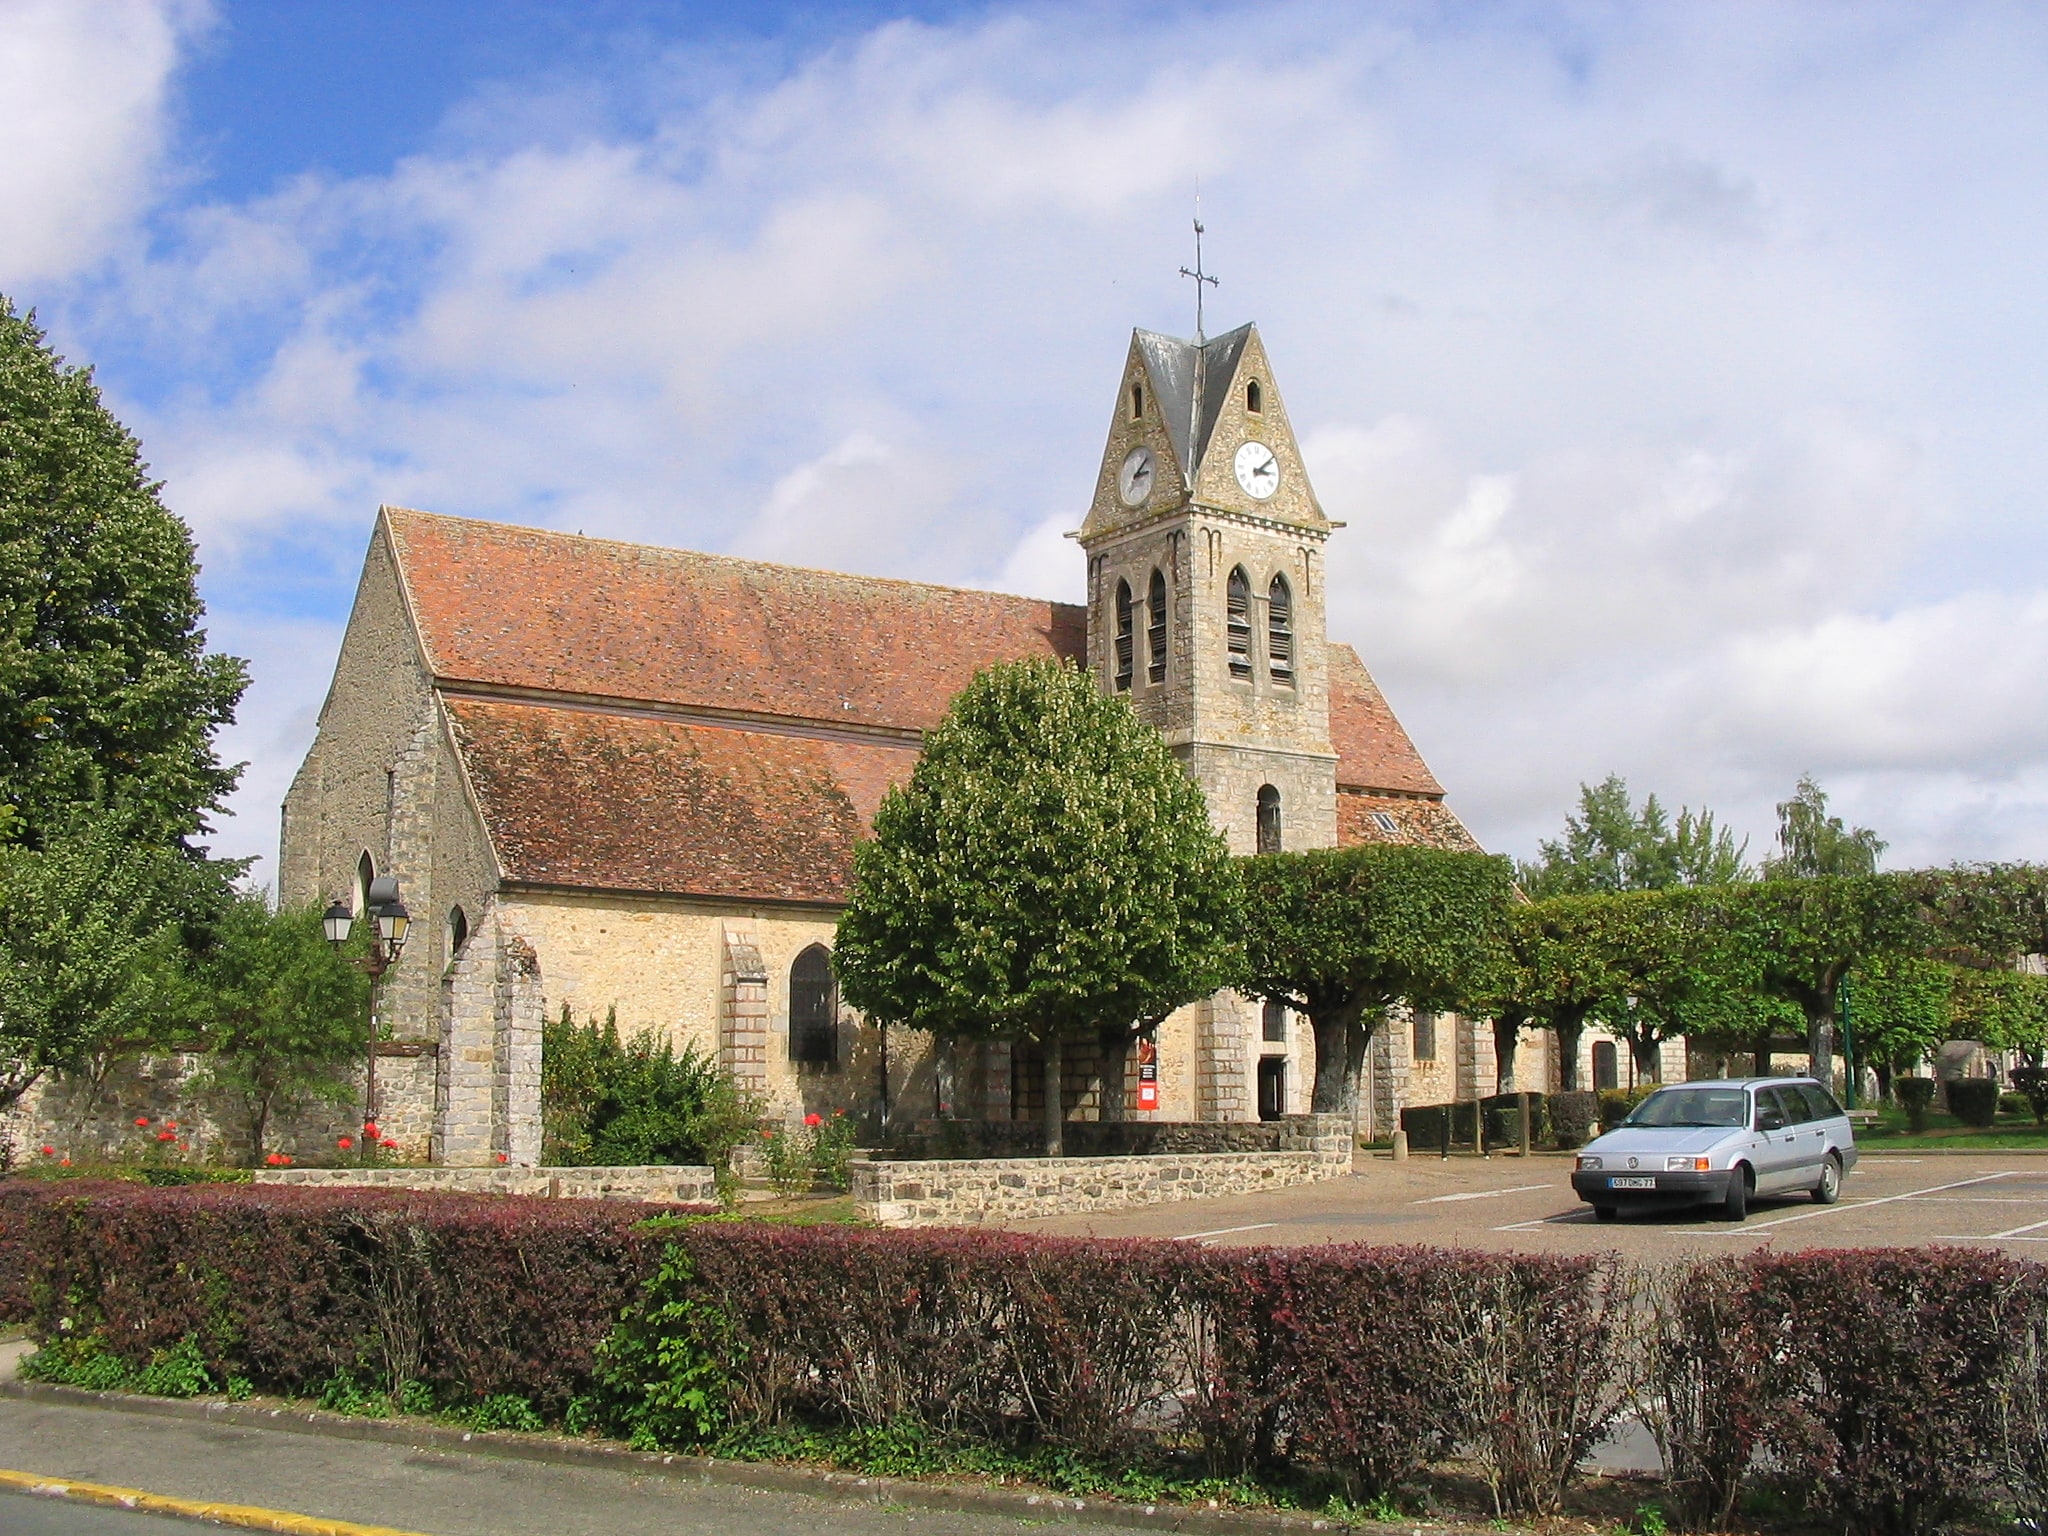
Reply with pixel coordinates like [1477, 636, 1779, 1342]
[1179, 216, 1218, 344]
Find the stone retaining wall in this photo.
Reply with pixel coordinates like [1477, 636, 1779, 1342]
[853, 1142, 1351, 1227]
[889, 1114, 1334, 1161]
[254, 1164, 717, 1204]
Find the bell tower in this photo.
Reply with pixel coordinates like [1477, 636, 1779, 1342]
[1077, 323, 1338, 854]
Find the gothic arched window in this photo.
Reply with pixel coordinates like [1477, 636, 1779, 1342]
[355, 851, 376, 916]
[1268, 574, 1294, 686]
[790, 945, 838, 1065]
[1113, 579, 1134, 691]
[446, 905, 469, 965]
[1226, 566, 1252, 679]
[1146, 568, 1168, 685]
[1246, 379, 1263, 413]
[1256, 784, 1282, 853]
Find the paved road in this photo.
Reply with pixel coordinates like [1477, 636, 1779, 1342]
[1010, 1151, 2048, 1256]
[0, 1397, 1064, 1536]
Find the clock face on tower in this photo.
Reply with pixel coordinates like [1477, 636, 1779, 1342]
[1234, 441, 1280, 500]
[1117, 445, 1156, 507]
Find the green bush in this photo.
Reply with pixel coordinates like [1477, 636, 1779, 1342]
[541, 1005, 758, 1168]
[1948, 1079, 2000, 1129]
[2010, 1066, 2048, 1126]
[1896, 1077, 1937, 1133]
[1598, 1085, 1657, 1130]
[1549, 1091, 1599, 1148]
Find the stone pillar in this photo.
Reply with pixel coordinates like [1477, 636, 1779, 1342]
[494, 934, 542, 1166]
[1371, 1010, 1409, 1133]
[720, 926, 770, 1101]
[1454, 1012, 1495, 1102]
[434, 902, 539, 1167]
[1198, 991, 1252, 1122]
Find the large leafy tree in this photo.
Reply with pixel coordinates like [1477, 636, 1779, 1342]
[192, 893, 370, 1163]
[1488, 896, 1634, 1092]
[0, 813, 207, 1113]
[1760, 775, 1884, 880]
[0, 297, 247, 849]
[1239, 845, 1515, 1113]
[835, 659, 1239, 1154]
[1842, 954, 1954, 1097]
[1518, 774, 1749, 897]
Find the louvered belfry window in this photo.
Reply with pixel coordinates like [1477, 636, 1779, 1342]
[1146, 568, 1168, 685]
[790, 945, 838, 1065]
[1226, 566, 1252, 678]
[1114, 579, 1134, 691]
[1268, 575, 1293, 685]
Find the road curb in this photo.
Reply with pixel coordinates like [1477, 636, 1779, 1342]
[0, 1380, 1397, 1536]
[0, 1465, 432, 1535]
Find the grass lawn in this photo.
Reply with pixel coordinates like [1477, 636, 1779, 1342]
[1856, 1102, 2048, 1149]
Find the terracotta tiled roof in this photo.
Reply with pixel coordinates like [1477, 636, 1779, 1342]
[1336, 790, 1483, 853]
[386, 508, 1086, 733]
[1326, 643, 1444, 798]
[447, 698, 918, 903]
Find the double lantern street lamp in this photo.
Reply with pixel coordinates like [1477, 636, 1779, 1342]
[323, 876, 409, 1132]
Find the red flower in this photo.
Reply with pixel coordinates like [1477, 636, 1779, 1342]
[362, 1121, 380, 1140]
[381, 1139, 397, 1150]
[59, 1158, 71, 1167]
[495, 1152, 508, 1163]
[39, 1145, 53, 1157]
[164, 1121, 178, 1131]
[761, 1128, 774, 1139]
[157, 1130, 175, 1142]
[804, 1112, 823, 1127]
[338, 1136, 354, 1150]
[134, 1117, 150, 1128]
[264, 1152, 286, 1166]
[175, 1142, 189, 1152]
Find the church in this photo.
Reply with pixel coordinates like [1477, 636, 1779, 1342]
[280, 321, 1523, 1165]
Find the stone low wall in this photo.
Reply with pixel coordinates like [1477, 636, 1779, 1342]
[887, 1115, 1335, 1161]
[254, 1164, 717, 1204]
[853, 1143, 1351, 1227]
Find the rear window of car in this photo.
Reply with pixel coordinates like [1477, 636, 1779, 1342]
[1779, 1085, 1817, 1124]
[1796, 1084, 1843, 1121]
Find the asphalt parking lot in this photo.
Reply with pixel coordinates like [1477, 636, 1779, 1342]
[1010, 1151, 2048, 1257]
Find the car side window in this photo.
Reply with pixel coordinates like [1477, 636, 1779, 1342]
[1797, 1085, 1841, 1122]
[1781, 1085, 1816, 1124]
[1755, 1087, 1792, 1129]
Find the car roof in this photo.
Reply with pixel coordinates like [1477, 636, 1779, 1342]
[1639, 1078, 1821, 1091]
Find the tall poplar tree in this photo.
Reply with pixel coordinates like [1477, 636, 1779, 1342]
[0, 296, 247, 849]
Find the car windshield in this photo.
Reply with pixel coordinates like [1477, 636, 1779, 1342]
[1623, 1087, 1749, 1129]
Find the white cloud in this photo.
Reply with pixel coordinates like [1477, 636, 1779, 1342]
[0, 0, 206, 284]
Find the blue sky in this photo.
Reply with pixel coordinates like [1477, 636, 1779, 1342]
[5, 0, 2047, 880]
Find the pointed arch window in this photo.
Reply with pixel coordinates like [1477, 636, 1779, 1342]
[1146, 568, 1168, 685]
[1130, 381, 1144, 419]
[790, 945, 838, 1065]
[446, 905, 470, 966]
[1268, 574, 1294, 686]
[1256, 784, 1282, 853]
[1113, 579, 1134, 691]
[1226, 566, 1252, 679]
[354, 852, 376, 916]
[1246, 379, 1263, 414]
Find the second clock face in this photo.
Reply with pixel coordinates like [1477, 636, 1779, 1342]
[1117, 445, 1156, 507]
[1234, 440, 1280, 500]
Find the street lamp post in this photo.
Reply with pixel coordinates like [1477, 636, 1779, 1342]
[323, 875, 409, 1134]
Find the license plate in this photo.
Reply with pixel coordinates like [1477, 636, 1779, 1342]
[1608, 1176, 1657, 1190]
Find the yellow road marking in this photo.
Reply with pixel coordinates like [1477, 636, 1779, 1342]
[0, 1467, 435, 1536]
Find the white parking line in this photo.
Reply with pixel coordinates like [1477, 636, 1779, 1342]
[1414, 1184, 1552, 1205]
[1173, 1222, 1278, 1242]
[1704, 1170, 2020, 1235]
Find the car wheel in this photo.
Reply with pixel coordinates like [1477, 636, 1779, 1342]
[1812, 1152, 1842, 1205]
[1721, 1166, 1751, 1222]
[1594, 1204, 1619, 1222]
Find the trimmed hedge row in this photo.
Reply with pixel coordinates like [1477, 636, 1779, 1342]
[3, 1182, 2044, 1532]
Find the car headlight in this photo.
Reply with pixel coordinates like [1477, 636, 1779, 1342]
[1577, 1156, 1602, 1170]
[1666, 1156, 1710, 1172]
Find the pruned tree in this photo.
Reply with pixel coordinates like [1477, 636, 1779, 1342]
[1487, 897, 1630, 1092]
[1240, 845, 1515, 1114]
[0, 297, 247, 852]
[1844, 954, 1954, 1097]
[834, 659, 1239, 1155]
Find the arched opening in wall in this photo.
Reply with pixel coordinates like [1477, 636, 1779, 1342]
[354, 851, 376, 916]
[1146, 568, 1168, 685]
[1246, 379, 1263, 414]
[1226, 566, 1252, 678]
[1256, 785, 1282, 854]
[1412, 1010, 1437, 1063]
[1130, 381, 1144, 419]
[790, 944, 838, 1066]
[1113, 579, 1134, 691]
[1267, 575, 1293, 686]
[445, 906, 469, 968]
[1592, 1040, 1619, 1092]
[1262, 998, 1288, 1043]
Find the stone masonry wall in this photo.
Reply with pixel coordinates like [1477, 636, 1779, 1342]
[255, 1164, 716, 1203]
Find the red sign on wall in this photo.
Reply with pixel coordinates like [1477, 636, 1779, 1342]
[1136, 1035, 1159, 1111]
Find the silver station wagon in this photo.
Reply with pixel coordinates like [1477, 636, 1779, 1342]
[1569, 1077, 1858, 1222]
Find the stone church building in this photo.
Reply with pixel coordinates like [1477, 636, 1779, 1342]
[278, 322, 1541, 1166]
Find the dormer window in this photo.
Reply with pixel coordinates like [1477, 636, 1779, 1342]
[1268, 574, 1294, 686]
[1114, 579, 1134, 691]
[1226, 566, 1252, 679]
[1246, 379, 1263, 413]
[1130, 381, 1144, 419]
[1146, 568, 1167, 685]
